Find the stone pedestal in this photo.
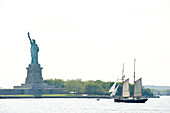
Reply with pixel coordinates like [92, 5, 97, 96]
[14, 64, 55, 89]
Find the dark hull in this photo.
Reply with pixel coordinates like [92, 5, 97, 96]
[114, 98, 148, 103]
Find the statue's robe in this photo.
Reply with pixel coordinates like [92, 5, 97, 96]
[30, 42, 39, 64]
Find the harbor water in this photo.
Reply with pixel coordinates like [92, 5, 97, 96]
[0, 96, 170, 113]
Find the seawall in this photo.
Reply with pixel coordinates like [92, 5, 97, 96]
[0, 88, 64, 95]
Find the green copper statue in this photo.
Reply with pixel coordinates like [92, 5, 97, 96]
[28, 32, 39, 64]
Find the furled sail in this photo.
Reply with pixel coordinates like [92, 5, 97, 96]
[122, 78, 130, 97]
[110, 84, 120, 96]
[134, 78, 142, 97]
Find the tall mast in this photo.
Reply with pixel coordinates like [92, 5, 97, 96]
[122, 63, 124, 82]
[122, 63, 124, 97]
[133, 59, 136, 99]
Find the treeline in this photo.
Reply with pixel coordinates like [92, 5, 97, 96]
[152, 89, 170, 96]
[44, 79, 153, 96]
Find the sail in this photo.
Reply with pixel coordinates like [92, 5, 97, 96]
[108, 78, 118, 92]
[122, 78, 130, 97]
[134, 78, 142, 97]
[109, 82, 116, 92]
[110, 84, 120, 96]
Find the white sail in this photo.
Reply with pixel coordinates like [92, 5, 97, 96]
[122, 78, 130, 97]
[110, 84, 120, 96]
[109, 78, 118, 92]
[134, 78, 142, 97]
[109, 82, 116, 92]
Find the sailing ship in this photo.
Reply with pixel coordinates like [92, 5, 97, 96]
[109, 59, 148, 103]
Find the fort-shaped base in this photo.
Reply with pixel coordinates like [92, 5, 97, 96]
[14, 64, 54, 89]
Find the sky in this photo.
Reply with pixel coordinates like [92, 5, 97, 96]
[0, 0, 170, 88]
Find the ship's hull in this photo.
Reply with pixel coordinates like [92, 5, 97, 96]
[114, 98, 148, 103]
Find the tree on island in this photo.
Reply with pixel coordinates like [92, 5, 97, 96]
[44, 78, 153, 96]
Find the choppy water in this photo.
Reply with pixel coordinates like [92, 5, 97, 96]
[0, 96, 170, 113]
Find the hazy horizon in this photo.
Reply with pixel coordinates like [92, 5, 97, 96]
[0, 0, 170, 88]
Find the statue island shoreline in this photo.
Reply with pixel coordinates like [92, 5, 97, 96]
[0, 94, 111, 99]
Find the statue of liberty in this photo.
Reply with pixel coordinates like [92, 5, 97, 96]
[28, 32, 39, 65]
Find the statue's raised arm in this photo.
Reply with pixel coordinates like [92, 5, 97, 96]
[28, 32, 32, 44]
